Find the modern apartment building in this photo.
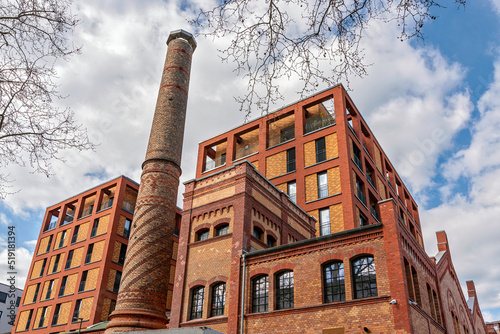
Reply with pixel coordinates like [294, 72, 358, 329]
[13, 176, 181, 334]
[0, 282, 23, 334]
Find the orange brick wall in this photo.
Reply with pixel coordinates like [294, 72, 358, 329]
[266, 151, 287, 179]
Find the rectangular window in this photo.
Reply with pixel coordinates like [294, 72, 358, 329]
[73, 299, 82, 320]
[25, 310, 34, 331]
[58, 230, 67, 248]
[118, 244, 127, 265]
[37, 306, 47, 328]
[286, 148, 296, 173]
[40, 258, 47, 277]
[113, 271, 122, 293]
[65, 250, 74, 269]
[356, 177, 366, 205]
[71, 225, 80, 244]
[287, 181, 297, 204]
[90, 219, 99, 237]
[315, 137, 326, 163]
[52, 254, 60, 273]
[33, 283, 40, 303]
[45, 280, 54, 300]
[51, 304, 61, 325]
[59, 276, 68, 296]
[79, 271, 88, 292]
[352, 144, 362, 170]
[317, 172, 328, 198]
[319, 208, 331, 236]
[85, 244, 94, 264]
[46, 235, 53, 252]
[359, 212, 368, 227]
[123, 218, 132, 239]
[0, 292, 7, 303]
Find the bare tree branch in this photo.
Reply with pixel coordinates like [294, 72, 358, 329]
[192, 0, 466, 119]
[0, 0, 95, 199]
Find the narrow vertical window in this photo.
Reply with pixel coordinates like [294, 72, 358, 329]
[40, 258, 47, 276]
[113, 271, 122, 293]
[45, 280, 54, 300]
[85, 244, 94, 263]
[58, 230, 67, 248]
[287, 181, 297, 203]
[352, 144, 362, 170]
[276, 271, 294, 310]
[79, 271, 88, 292]
[323, 262, 345, 303]
[286, 148, 296, 173]
[317, 171, 328, 198]
[252, 275, 269, 313]
[51, 303, 61, 325]
[118, 243, 127, 265]
[359, 212, 367, 227]
[65, 250, 74, 269]
[46, 235, 53, 252]
[319, 208, 330, 236]
[73, 299, 82, 320]
[352, 256, 377, 299]
[123, 218, 132, 239]
[52, 254, 60, 273]
[37, 306, 47, 328]
[316, 137, 326, 163]
[71, 225, 80, 244]
[190, 287, 205, 319]
[90, 219, 99, 237]
[33, 283, 40, 302]
[25, 309, 34, 331]
[211, 283, 226, 317]
[59, 276, 68, 296]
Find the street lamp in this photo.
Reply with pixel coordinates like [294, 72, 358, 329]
[73, 317, 83, 334]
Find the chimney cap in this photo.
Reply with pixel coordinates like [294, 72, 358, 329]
[167, 29, 197, 51]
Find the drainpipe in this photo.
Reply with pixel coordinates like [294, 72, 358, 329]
[240, 251, 248, 334]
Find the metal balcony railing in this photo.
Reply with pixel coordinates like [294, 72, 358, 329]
[318, 184, 329, 198]
[205, 154, 226, 171]
[80, 205, 94, 218]
[234, 141, 259, 160]
[99, 198, 114, 211]
[46, 219, 57, 231]
[304, 113, 335, 134]
[62, 214, 74, 225]
[267, 126, 295, 148]
[122, 200, 135, 213]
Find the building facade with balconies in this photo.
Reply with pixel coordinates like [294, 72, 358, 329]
[13, 176, 180, 334]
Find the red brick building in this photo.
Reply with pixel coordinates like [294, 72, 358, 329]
[170, 85, 489, 333]
[13, 176, 181, 334]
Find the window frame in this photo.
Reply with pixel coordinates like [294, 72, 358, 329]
[190, 286, 205, 320]
[215, 224, 229, 237]
[210, 283, 226, 317]
[315, 137, 327, 163]
[323, 261, 346, 303]
[286, 148, 296, 173]
[252, 275, 269, 313]
[196, 229, 210, 241]
[352, 255, 377, 299]
[317, 171, 328, 198]
[319, 208, 331, 236]
[276, 271, 294, 310]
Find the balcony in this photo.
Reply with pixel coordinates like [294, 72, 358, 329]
[122, 200, 135, 213]
[304, 113, 335, 134]
[234, 141, 259, 160]
[205, 154, 226, 171]
[62, 215, 74, 225]
[46, 219, 57, 232]
[267, 125, 295, 148]
[99, 198, 114, 211]
[80, 206, 94, 219]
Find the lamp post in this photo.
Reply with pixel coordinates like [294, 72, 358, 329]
[73, 317, 83, 334]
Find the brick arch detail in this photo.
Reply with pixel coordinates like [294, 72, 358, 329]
[318, 253, 344, 265]
[271, 263, 296, 276]
[193, 223, 211, 234]
[266, 229, 278, 241]
[252, 221, 265, 232]
[213, 218, 231, 229]
[188, 279, 207, 289]
[208, 275, 229, 286]
[248, 268, 271, 280]
[346, 247, 376, 260]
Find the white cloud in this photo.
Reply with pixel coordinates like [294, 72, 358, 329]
[0, 244, 33, 290]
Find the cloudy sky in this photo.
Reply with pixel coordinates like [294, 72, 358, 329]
[1, 0, 499, 323]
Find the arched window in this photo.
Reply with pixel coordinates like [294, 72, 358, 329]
[253, 226, 263, 241]
[411, 266, 421, 305]
[190, 286, 204, 319]
[276, 271, 294, 310]
[196, 229, 209, 241]
[211, 283, 226, 317]
[252, 275, 268, 313]
[266, 235, 276, 247]
[323, 261, 345, 303]
[215, 224, 229, 236]
[352, 256, 377, 299]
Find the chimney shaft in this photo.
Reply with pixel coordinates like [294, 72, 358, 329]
[105, 30, 196, 333]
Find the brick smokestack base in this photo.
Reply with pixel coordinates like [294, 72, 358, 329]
[105, 30, 196, 333]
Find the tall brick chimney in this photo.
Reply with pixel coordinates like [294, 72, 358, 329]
[105, 29, 196, 333]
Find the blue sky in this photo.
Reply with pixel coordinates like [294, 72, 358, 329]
[1, 0, 499, 323]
